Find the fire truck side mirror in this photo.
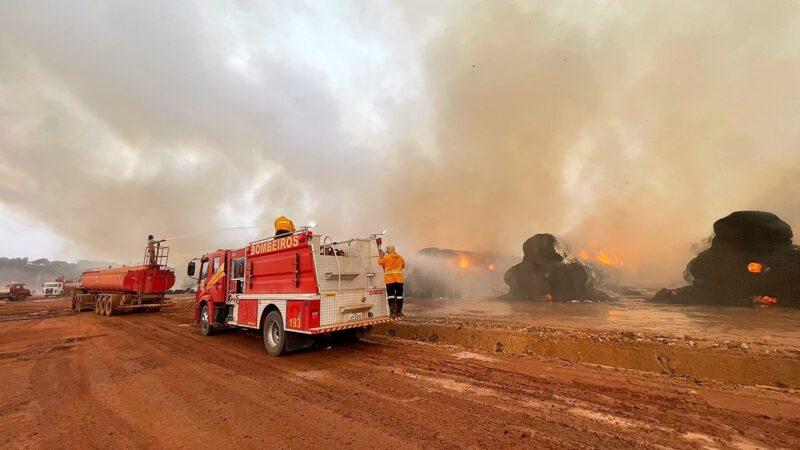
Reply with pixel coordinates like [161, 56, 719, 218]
[187, 261, 197, 279]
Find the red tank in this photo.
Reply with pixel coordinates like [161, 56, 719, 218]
[80, 265, 176, 294]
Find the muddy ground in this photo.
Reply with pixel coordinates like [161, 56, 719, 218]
[1, 296, 799, 449]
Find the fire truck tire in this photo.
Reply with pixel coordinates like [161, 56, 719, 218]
[199, 305, 214, 336]
[263, 311, 286, 356]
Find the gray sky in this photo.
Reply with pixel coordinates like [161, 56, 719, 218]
[1, 0, 799, 286]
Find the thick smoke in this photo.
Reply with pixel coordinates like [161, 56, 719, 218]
[1, 1, 799, 289]
[0, 1, 395, 269]
[388, 1, 800, 287]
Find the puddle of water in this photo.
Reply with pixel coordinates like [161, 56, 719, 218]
[407, 297, 800, 346]
[293, 370, 328, 380]
[396, 369, 496, 396]
[683, 432, 716, 444]
[452, 351, 497, 362]
[568, 407, 642, 429]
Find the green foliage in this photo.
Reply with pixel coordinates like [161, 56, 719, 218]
[0, 257, 115, 290]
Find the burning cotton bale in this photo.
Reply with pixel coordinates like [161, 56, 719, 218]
[404, 248, 515, 298]
[652, 211, 800, 307]
[503, 234, 612, 302]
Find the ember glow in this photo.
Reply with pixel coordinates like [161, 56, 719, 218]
[754, 295, 778, 305]
[747, 262, 763, 273]
[488, 264, 496, 271]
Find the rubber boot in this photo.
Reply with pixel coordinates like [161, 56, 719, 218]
[396, 298, 404, 318]
[388, 298, 396, 318]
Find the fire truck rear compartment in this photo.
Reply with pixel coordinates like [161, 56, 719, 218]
[312, 235, 390, 327]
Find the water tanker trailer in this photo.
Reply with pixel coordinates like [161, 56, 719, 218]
[71, 244, 175, 316]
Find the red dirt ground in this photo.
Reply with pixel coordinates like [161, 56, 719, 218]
[1, 297, 799, 449]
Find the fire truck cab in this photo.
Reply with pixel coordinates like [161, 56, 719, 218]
[187, 229, 394, 356]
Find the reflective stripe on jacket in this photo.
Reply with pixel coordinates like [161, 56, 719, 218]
[378, 252, 405, 284]
[274, 216, 296, 232]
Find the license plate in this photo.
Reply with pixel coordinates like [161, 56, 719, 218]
[348, 312, 363, 321]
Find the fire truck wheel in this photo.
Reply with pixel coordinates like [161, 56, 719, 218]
[263, 311, 286, 356]
[199, 305, 214, 336]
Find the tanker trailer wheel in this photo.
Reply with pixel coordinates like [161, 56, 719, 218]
[107, 295, 121, 316]
[263, 310, 286, 356]
[103, 296, 113, 316]
[94, 296, 101, 314]
[199, 305, 214, 336]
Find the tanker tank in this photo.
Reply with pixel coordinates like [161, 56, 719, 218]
[72, 244, 175, 316]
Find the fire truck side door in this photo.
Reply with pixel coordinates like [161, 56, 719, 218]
[202, 252, 227, 303]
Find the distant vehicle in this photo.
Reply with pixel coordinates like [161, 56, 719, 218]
[42, 281, 65, 297]
[0, 282, 32, 301]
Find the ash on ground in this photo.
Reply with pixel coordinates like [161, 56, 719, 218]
[652, 211, 800, 307]
[503, 234, 612, 302]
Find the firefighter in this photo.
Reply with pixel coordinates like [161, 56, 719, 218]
[147, 235, 166, 266]
[379, 245, 406, 318]
[274, 215, 296, 237]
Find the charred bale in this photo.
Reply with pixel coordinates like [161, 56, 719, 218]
[504, 234, 611, 302]
[652, 211, 800, 307]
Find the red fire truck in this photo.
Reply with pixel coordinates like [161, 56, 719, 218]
[187, 228, 394, 356]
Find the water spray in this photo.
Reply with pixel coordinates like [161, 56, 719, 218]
[162, 225, 272, 242]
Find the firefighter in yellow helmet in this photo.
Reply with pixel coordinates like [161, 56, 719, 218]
[378, 244, 406, 318]
[274, 215, 296, 237]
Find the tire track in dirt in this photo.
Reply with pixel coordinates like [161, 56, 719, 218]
[2, 299, 799, 449]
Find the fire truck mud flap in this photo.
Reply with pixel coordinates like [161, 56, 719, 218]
[285, 331, 314, 352]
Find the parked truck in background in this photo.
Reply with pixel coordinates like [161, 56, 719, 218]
[0, 282, 32, 301]
[42, 281, 64, 297]
[187, 227, 395, 356]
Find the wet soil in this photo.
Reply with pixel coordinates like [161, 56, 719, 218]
[1, 296, 799, 449]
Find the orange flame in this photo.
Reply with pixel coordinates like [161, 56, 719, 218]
[488, 264, 496, 270]
[459, 257, 469, 269]
[595, 250, 623, 266]
[577, 248, 623, 266]
[747, 262, 762, 273]
[754, 295, 778, 305]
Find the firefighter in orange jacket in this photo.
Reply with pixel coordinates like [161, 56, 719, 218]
[379, 245, 406, 318]
[274, 215, 296, 237]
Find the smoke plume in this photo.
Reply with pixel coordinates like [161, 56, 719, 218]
[1, 1, 799, 288]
